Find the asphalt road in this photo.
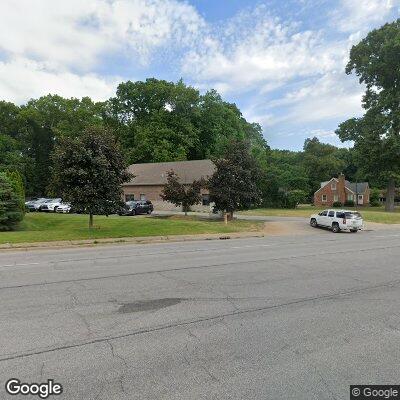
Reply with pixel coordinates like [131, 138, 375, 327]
[1, 225, 400, 399]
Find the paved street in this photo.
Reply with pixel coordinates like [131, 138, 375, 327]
[1, 225, 400, 399]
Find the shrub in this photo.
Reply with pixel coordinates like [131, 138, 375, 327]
[332, 201, 343, 208]
[285, 189, 307, 209]
[370, 188, 381, 207]
[344, 200, 355, 207]
[0, 173, 24, 231]
[4, 171, 25, 212]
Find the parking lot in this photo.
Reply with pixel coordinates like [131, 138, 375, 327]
[0, 226, 400, 399]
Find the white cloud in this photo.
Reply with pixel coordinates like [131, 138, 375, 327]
[0, 0, 205, 102]
[0, 57, 118, 103]
[331, 0, 397, 33]
[182, 9, 343, 93]
[0, 0, 204, 70]
[276, 72, 364, 124]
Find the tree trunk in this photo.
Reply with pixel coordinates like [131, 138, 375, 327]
[229, 211, 234, 221]
[223, 211, 228, 225]
[89, 213, 94, 228]
[385, 179, 395, 212]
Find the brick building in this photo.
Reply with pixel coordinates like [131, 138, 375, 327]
[122, 159, 215, 211]
[314, 174, 370, 207]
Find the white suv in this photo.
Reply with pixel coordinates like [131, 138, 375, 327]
[310, 209, 363, 233]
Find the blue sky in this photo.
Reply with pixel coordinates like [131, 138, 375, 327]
[0, 0, 398, 150]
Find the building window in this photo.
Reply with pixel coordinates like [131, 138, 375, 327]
[125, 194, 134, 201]
[322, 194, 327, 202]
[202, 194, 210, 206]
[333, 194, 338, 202]
[140, 193, 146, 201]
[331, 181, 337, 190]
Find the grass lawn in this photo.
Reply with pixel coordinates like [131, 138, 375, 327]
[0, 213, 263, 245]
[240, 205, 400, 224]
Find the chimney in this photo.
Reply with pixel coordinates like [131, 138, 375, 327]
[338, 173, 346, 204]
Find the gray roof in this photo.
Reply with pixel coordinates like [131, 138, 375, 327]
[124, 159, 215, 186]
[346, 182, 368, 193]
[320, 178, 368, 193]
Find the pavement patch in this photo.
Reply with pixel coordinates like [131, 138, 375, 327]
[118, 298, 183, 313]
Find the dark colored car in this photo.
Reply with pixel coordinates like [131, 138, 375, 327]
[118, 200, 154, 216]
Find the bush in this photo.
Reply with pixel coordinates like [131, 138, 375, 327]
[370, 188, 381, 207]
[332, 201, 343, 208]
[285, 190, 307, 209]
[344, 200, 355, 207]
[0, 173, 24, 231]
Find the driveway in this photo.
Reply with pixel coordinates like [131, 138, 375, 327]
[0, 228, 400, 399]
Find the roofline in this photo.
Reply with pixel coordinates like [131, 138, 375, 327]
[314, 178, 337, 195]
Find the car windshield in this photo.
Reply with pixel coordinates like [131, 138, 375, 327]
[345, 212, 362, 219]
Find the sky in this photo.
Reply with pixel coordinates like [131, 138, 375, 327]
[0, 0, 399, 150]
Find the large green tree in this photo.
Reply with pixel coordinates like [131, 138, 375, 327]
[208, 140, 261, 223]
[105, 79, 268, 164]
[336, 19, 400, 211]
[51, 126, 132, 228]
[0, 173, 24, 231]
[105, 78, 200, 163]
[19, 95, 104, 196]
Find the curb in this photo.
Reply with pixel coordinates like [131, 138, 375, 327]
[0, 231, 265, 252]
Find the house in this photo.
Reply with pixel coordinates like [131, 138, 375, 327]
[122, 159, 215, 211]
[314, 174, 370, 207]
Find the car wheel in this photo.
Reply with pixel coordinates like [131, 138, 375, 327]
[147, 209, 152, 214]
[310, 218, 317, 227]
[131, 210, 136, 216]
[350, 229, 358, 233]
[332, 223, 340, 233]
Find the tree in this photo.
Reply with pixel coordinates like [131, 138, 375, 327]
[336, 20, 400, 211]
[20, 95, 104, 196]
[303, 137, 346, 195]
[51, 126, 132, 228]
[104, 79, 268, 164]
[0, 134, 24, 173]
[0, 173, 24, 231]
[160, 170, 204, 215]
[208, 140, 261, 223]
[4, 171, 25, 212]
[105, 79, 200, 163]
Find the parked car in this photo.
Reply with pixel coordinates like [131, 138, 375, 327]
[26, 198, 48, 212]
[24, 198, 39, 209]
[118, 200, 154, 216]
[39, 198, 63, 212]
[310, 209, 363, 233]
[56, 203, 72, 213]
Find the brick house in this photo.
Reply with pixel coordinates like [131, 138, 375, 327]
[122, 159, 215, 211]
[314, 174, 370, 207]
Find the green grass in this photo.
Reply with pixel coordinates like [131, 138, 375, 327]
[240, 205, 400, 224]
[0, 213, 263, 244]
